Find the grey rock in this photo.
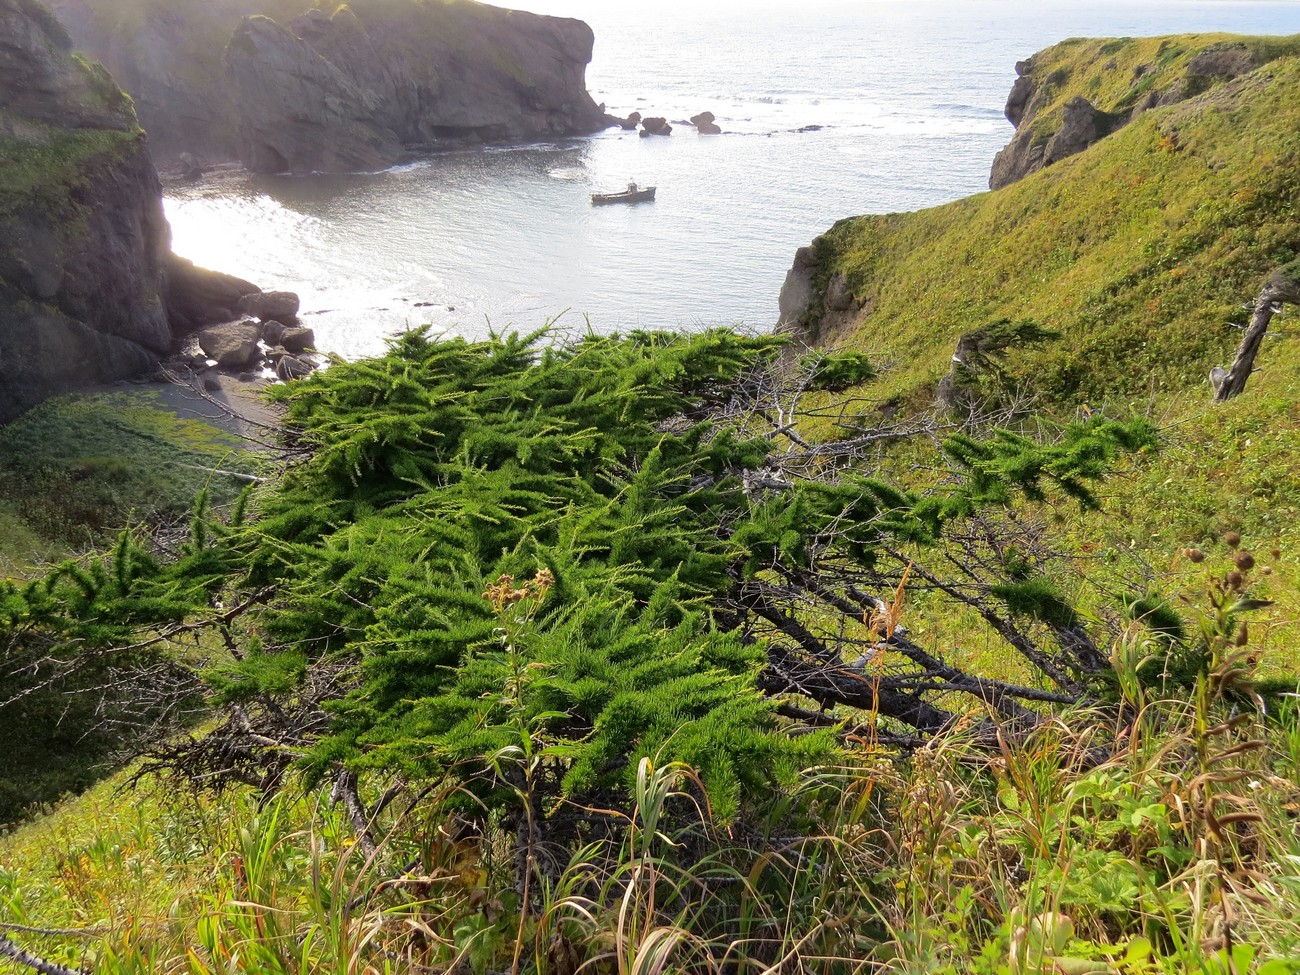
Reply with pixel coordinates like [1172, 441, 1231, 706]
[238, 290, 300, 321]
[777, 244, 819, 332]
[275, 353, 313, 380]
[261, 319, 285, 346]
[640, 116, 672, 136]
[825, 271, 856, 312]
[198, 319, 262, 368]
[166, 254, 260, 332]
[0, 0, 171, 421]
[278, 325, 316, 353]
[690, 111, 721, 134]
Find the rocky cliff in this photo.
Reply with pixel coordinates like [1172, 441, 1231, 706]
[989, 33, 1300, 189]
[48, 0, 610, 172]
[0, 0, 173, 422]
[0, 0, 260, 423]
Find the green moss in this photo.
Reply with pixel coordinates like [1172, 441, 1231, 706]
[0, 124, 142, 220]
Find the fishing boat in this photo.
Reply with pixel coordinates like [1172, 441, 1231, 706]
[591, 182, 656, 205]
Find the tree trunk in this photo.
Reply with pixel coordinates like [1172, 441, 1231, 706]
[1215, 270, 1300, 402]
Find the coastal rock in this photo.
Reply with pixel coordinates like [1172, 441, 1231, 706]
[618, 111, 642, 130]
[640, 116, 672, 136]
[198, 319, 262, 368]
[261, 320, 285, 346]
[225, 14, 404, 173]
[278, 324, 316, 353]
[178, 151, 206, 180]
[166, 255, 262, 332]
[274, 353, 313, 380]
[0, 0, 171, 421]
[238, 289, 300, 322]
[52, 0, 612, 170]
[776, 244, 819, 337]
[690, 110, 722, 134]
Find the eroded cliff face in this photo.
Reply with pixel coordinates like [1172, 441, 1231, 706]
[49, 0, 610, 172]
[989, 33, 1297, 189]
[0, 0, 171, 422]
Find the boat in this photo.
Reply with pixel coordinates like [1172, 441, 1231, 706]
[591, 182, 656, 205]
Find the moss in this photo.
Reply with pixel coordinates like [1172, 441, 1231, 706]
[0, 124, 142, 221]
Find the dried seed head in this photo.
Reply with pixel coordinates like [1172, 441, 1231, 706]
[1223, 531, 1242, 548]
[1227, 570, 1245, 590]
[1185, 548, 1206, 564]
[1235, 551, 1256, 571]
[1261, 565, 1274, 576]
[1271, 547, 1282, 560]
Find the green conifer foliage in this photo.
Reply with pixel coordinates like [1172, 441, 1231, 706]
[231, 328, 830, 821]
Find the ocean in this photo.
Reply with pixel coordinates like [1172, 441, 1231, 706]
[163, 0, 1300, 360]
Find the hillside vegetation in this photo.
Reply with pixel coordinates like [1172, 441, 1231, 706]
[4, 31, 1300, 975]
[798, 36, 1300, 407]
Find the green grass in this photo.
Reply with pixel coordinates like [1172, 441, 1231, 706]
[0, 392, 256, 563]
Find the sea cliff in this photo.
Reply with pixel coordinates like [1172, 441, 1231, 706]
[48, 0, 610, 172]
[0, 0, 266, 423]
[0, 0, 171, 422]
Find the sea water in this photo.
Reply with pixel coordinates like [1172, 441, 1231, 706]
[163, 0, 1300, 359]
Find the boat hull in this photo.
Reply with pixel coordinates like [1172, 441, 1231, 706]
[591, 187, 656, 205]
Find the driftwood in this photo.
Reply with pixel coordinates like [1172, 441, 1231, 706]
[1214, 265, 1300, 401]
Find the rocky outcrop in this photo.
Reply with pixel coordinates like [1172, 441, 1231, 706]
[50, 0, 611, 171]
[990, 36, 1277, 190]
[165, 255, 261, 332]
[691, 111, 722, 135]
[775, 240, 869, 346]
[238, 289, 300, 323]
[0, 0, 266, 422]
[198, 319, 262, 368]
[639, 117, 672, 137]
[990, 94, 1118, 189]
[0, 0, 173, 422]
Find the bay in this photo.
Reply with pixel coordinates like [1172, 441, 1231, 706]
[164, 0, 1300, 359]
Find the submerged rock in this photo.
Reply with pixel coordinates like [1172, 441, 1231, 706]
[691, 110, 721, 134]
[640, 116, 672, 136]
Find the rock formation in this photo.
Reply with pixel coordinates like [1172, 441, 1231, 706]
[990, 36, 1275, 189]
[639, 117, 672, 137]
[49, 0, 612, 172]
[691, 111, 722, 135]
[0, 0, 172, 422]
[0, 0, 267, 422]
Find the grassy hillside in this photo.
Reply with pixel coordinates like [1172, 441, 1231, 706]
[1003, 33, 1300, 152]
[801, 45, 1300, 408]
